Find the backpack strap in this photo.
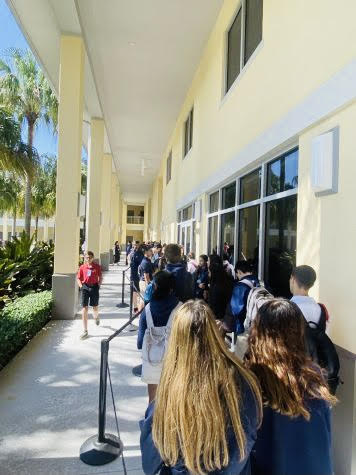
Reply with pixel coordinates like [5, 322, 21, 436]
[145, 304, 154, 329]
[166, 302, 183, 329]
[239, 279, 254, 289]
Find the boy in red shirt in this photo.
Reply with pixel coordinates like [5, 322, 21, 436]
[77, 251, 103, 340]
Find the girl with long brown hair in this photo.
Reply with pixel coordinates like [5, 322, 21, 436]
[245, 299, 337, 475]
[140, 300, 262, 475]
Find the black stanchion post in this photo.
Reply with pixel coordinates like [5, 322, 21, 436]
[116, 268, 129, 308]
[79, 339, 123, 465]
[129, 280, 133, 318]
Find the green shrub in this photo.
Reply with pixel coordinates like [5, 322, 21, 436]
[0, 232, 54, 308]
[0, 290, 53, 369]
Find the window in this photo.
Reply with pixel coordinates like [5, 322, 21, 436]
[222, 182, 236, 209]
[220, 211, 235, 259]
[238, 206, 260, 272]
[183, 108, 194, 157]
[204, 147, 298, 295]
[208, 216, 219, 255]
[182, 205, 193, 221]
[209, 191, 219, 213]
[226, 9, 242, 92]
[177, 211, 182, 223]
[244, 0, 263, 64]
[166, 151, 172, 185]
[226, 0, 263, 93]
[267, 149, 298, 196]
[240, 169, 261, 203]
[265, 195, 297, 297]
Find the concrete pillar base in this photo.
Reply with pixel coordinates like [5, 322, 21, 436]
[333, 346, 356, 475]
[100, 252, 110, 271]
[52, 273, 78, 319]
[109, 249, 114, 264]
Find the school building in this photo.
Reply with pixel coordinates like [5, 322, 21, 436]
[6, 0, 356, 473]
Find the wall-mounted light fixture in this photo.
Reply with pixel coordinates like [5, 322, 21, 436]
[311, 126, 339, 196]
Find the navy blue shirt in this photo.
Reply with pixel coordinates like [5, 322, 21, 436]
[130, 250, 144, 280]
[140, 374, 259, 475]
[165, 262, 194, 302]
[195, 266, 209, 299]
[252, 398, 333, 475]
[139, 256, 153, 281]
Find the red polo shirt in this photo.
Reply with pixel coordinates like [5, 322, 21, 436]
[77, 262, 102, 285]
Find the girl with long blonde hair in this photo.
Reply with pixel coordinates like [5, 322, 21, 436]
[245, 299, 337, 475]
[140, 300, 262, 475]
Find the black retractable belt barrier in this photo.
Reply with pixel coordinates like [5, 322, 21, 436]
[116, 266, 130, 308]
[79, 307, 144, 468]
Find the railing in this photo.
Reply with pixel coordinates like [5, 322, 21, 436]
[126, 216, 144, 224]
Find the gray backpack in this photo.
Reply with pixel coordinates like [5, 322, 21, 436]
[240, 279, 273, 330]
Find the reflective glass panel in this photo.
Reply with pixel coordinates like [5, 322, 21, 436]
[227, 9, 242, 92]
[240, 169, 261, 204]
[208, 216, 219, 255]
[264, 195, 297, 297]
[267, 149, 298, 196]
[192, 221, 196, 256]
[238, 205, 259, 273]
[244, 0, 263, 64]
[209, 191, 219, 213]
[222, 182, 236, 209]
[220, 212, 235, 262]
[186, 226, 191, 254]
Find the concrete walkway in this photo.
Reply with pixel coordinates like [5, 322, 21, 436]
[0, 262, 147, 475]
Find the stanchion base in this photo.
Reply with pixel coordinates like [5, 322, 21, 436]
[80, 433, 123, 466]
[132, 364, 142, 377]
[116, 303, 129, 308]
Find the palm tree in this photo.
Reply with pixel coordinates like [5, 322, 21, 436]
[0, 107, 38, 177]
[31, 155, 56, 239]
[0, 49, 58, 235]
[0, 172, 22, 237]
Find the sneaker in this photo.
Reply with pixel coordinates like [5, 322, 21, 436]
[80, 330, 88, 340]
[95, 317, 100, 326]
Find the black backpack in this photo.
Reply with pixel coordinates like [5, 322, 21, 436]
[305, 304, 340, 395]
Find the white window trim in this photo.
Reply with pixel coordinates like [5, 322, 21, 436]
[221, 0, 264, 103]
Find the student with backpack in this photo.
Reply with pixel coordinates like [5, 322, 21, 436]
[290, 265, 340, 394]
[245, 299, 337, 475]
[227, 261, 260, 335]
[140, 300, 262, 475]
[165, 244, 194, 302]
[137, 271, 181, 402]
[208, 254, 233, 320]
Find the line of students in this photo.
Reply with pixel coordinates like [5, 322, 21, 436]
[136, 243, 338, 475]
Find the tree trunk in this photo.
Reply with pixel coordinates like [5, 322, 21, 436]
[35, 216, 39, 241]
[24, 121, 34, 235]
[12, 207, 17, 238]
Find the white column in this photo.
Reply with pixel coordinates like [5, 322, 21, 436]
[121, 201, 127, 247]
[52, 35, 84, 319]
[86, 118, 104, 258]
[99, 153, 112, 270]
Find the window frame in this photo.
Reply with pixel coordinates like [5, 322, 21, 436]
[205, 146, 298, 279]
[224, 0, 263, 95]
[177, 202, 196, 255]
[183, 107, 194, 158]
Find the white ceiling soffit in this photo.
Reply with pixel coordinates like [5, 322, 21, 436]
[75, 0, 223, 194]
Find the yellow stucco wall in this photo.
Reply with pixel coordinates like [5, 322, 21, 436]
[149, 0, 356, 353]
[298, 102, 356, 354]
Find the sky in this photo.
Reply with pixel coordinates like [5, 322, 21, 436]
[0, 0, 58, 158]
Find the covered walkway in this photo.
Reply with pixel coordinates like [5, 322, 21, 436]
[0, 263, 146, 475]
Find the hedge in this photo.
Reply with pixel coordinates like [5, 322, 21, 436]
[0, 291, 53, 369]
